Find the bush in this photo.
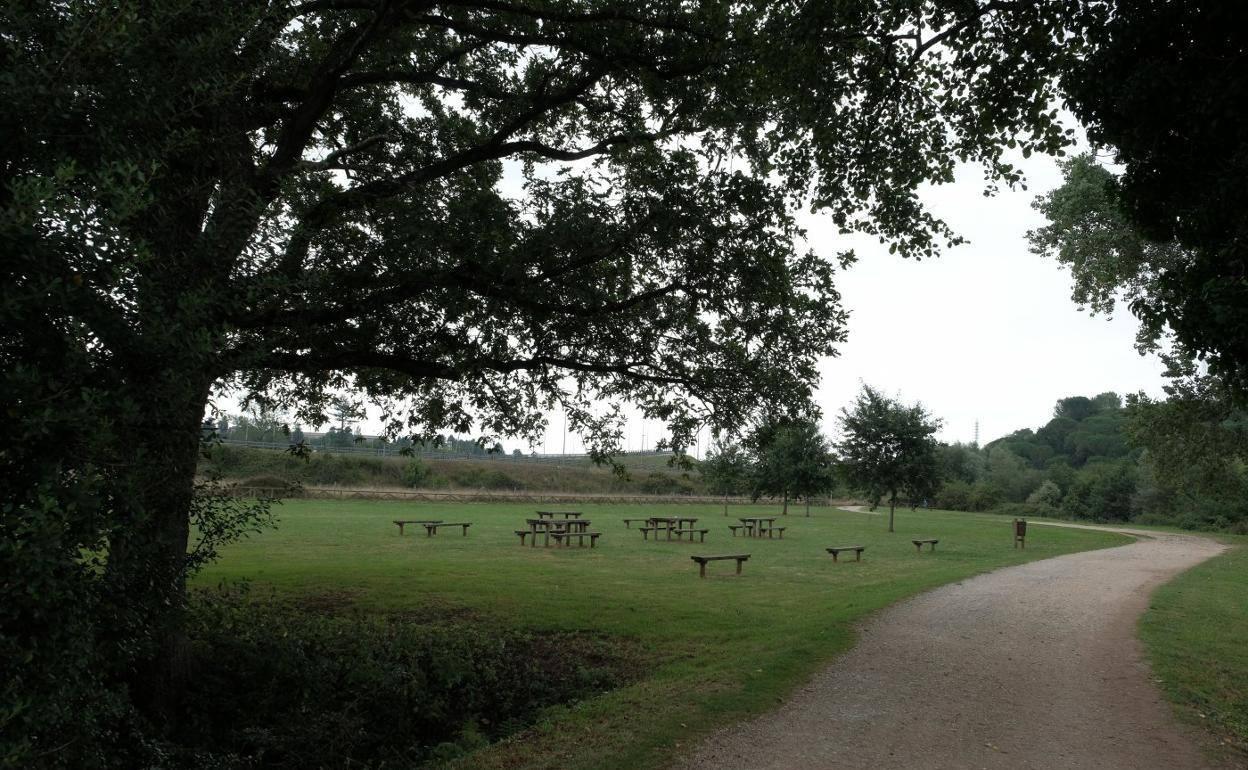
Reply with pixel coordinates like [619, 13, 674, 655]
[1026, 479, 1062, 507]
[968, 483, 1003, 512]
[991, 502, 1058, 519]
[403, 460, 433, 488]
[934, 480, 973, 511]
[171, 590, 637, 768]
[638, 472, 694, 496]
[238, 475, 295, 491]
[448, 467, 524, 490]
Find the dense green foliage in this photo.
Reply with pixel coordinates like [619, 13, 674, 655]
[931, 391, 1248, 532]
[1054, 2, 1248, 395]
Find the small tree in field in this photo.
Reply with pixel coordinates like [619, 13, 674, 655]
[836, 386, 942, 532]
[750, 419, 836, 515]
[700, 441, 753, 515]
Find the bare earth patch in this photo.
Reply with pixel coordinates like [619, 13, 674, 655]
[676, 526, 1233, 769]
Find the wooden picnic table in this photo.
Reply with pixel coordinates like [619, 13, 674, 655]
[523, 517, 591, 547]
[738, 516, 778, 537]
[535, 510, 583, 519]
[638, 516, 702, 542]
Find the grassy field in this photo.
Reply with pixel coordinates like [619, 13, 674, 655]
[197, 502, 1126, 769]
[1140, 535, 1248, 756]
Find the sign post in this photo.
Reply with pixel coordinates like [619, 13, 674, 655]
[1013, 518, 1027, 549]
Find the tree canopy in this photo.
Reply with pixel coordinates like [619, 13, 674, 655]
[747, 419, 835, 515]
[835, 385, 941, 532]
[1041, 2, 1248, 395]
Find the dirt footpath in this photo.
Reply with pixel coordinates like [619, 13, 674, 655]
[676, 526, 1233, 770]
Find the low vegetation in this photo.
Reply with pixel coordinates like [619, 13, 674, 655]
[1140, 538, 1248, 758]
[191, 501, 1124, 769]
[173, 590, 638, 768]
[201, 444, 702, 496]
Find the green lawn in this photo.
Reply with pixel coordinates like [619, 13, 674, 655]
[1140, 535, 1248, 758]
[197, 501, 1126, 770]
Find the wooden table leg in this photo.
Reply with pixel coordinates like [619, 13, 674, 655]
[736, 558, 743, 575]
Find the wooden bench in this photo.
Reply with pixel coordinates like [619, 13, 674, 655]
[673, 528, 709, 543]
[622, 518, 649, 528]
[394, 519, 442, 535]
[826, 545, 866, 562]
[423, 522, 471, 536]
[759, 526, 786, 539]
[728, 524, 745, 536]
[515, 529, 540, 546]
[551, 531, 602, 548]
[691, 554, 750, 578]
[912, 538, 939, 552]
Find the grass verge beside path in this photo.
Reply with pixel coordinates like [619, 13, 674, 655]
[198, 503, 1125, 770]
[1140, 536, 1248, 759]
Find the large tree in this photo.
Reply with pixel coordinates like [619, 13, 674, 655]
[3, 0, 1084, 753]
[1043, 2, 1248, 395]
[836, 385, 942, 532]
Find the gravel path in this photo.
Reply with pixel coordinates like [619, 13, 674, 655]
[676, 525, 1231, 770]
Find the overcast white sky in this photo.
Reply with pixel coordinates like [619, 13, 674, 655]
[804, 150, 1167, 449]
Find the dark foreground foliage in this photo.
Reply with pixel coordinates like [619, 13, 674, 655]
[164, 591, 638, 769]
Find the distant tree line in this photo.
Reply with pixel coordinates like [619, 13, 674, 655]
[931, 391, 1248, 532]
[700, 385, 941, 530]
[704, 386, 1248, 534]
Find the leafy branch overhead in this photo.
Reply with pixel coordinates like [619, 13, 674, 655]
[6, 0, 1081, 452]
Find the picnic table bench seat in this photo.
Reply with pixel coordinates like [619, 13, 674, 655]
[393, 519, 442, 535]
[826, 545, 866, 562]
[622, 518, 650, 528]
[728, 524, 745, 536]
[550, 530, 602, 548]
[690, 553, 750, 578]
[912, 538, 939, 552]
[758, 526, 786, 539]
[639, 525, 676, 540]
[674, 527, 709, 543]
[423, 522, 471, 536]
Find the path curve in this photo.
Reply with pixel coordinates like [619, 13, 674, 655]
[677, 525, 1230, 770]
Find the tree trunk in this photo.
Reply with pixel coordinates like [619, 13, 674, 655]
[888, 492, 896, 533]
[104, 375, 213, 728]
[782, 492, 789, 515]
[805, 499, 810, 517]
[723, 493, 728, 516]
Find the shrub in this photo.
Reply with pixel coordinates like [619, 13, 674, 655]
[991, 502, 1058, 519]
[967, 482, 1002, 512]
[638, 472, 694, 496]
[172, 590, 637, 768]
[934, 480, 973, 511]
[403, 459, 433, 488]
[1026, 479, 1062, 507]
